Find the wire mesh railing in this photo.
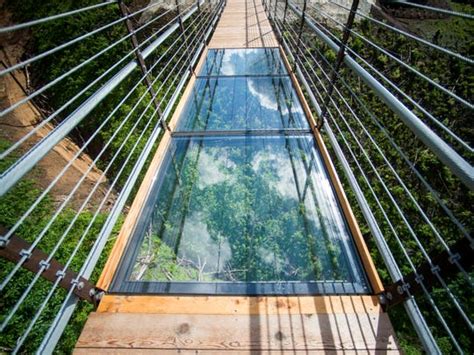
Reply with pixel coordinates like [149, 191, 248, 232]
[0, 0, 224, 353]
[263, 0, 472, 353]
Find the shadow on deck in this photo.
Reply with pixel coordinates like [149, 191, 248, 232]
[74, 295, 400, 353]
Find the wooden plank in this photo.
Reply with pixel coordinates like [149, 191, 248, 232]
[97, 295, 381, 314]
[208, 0, 277, 48]
[75, 312, 400, 351]
[75, 350, 402, 354]
[278, 46, 384, 294]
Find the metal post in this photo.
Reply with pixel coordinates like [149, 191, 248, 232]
[118, 1, 169, 131]
[317, 0, 359, 129]
[176, 0, 195, 75]
[273, 0, 279, 20]
[283, 0, 289, 22]
[293, 0, 307, 72]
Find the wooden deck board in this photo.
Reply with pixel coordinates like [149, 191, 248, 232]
[75, 351, 402, 354]
[208, 0, 278, 48]
[76, 296, 400, 353]
[75, 310, 399, 352]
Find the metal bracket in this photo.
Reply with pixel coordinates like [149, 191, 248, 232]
[381, 237, 472, 309]
[283, 0, 289, 23]
[0, 227, 104, 305]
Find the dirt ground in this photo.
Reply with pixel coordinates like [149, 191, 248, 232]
[0, 1, 116, 210]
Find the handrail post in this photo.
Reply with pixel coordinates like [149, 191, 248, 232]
[293, 0, 307, 72]
[118, 0, 170, 131]
[273, 0, 279, 20]
[317, 0, 359, 129]
[176, 0, 194, 74]
[283, 0, 289, 22]
[176, 0, 195, 76]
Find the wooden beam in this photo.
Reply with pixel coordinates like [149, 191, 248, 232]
[278, 46, 384, 294]
[97, 295, 381, 314]
[75, 350, 403, 354]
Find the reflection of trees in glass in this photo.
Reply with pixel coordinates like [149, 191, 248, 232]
[131, 228, 207, 282]
[132, 137, 358, 283]
[131, 48, 363, 285]
[179, 77, 308, 131]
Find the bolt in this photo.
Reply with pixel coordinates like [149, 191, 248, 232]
[20, 249, 32, 258]
[77, 281, 84, 290]
[448, 253, 460, 264]
[39, 260, 50, 269]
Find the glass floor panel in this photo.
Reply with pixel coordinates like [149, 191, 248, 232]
[112, 136, 369, 294]
[176, 76, 309, 131]
[199, 48, 286, 77]
[111, 47, 370, 295]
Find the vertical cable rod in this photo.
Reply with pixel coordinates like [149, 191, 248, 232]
[118, 0, 169, 130]
[176, 0, 195, 74]
[293, 0, 307, 72]
[316, 0, 358, 129]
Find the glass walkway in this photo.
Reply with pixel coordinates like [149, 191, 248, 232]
[111, 48, 369, 295]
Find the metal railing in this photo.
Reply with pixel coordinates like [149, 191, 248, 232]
[0, 0, 224, 353]
[263, 0, 472, 353]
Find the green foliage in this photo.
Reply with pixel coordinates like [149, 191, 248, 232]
[0, 139, 120, 353]
[6, 0, 130, 114]
[133, 237, 204, 281]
